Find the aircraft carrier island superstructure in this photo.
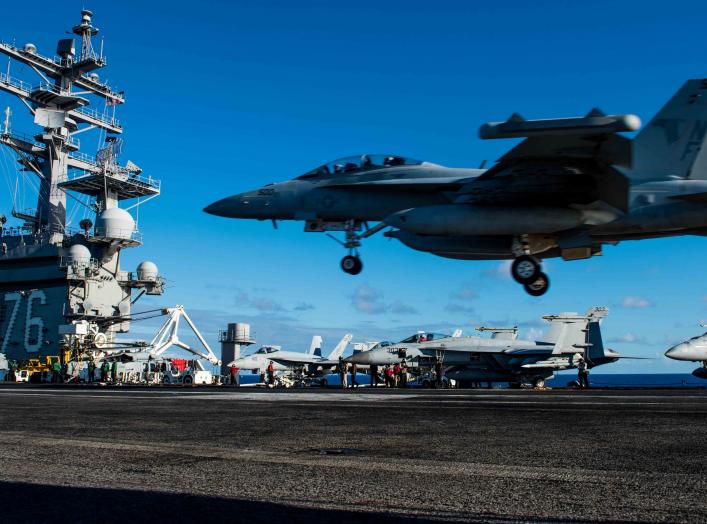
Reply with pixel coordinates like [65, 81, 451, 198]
[0, 10, 163, 362]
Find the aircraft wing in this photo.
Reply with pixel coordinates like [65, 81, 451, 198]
[452, 111, 637, 212]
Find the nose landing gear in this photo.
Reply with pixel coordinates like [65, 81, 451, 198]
[511, 238, 550, 297]
[327, 220, 387, 275]
[341, 254, 363, 275]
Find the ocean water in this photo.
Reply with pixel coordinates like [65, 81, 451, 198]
[547, 373, 706, 389]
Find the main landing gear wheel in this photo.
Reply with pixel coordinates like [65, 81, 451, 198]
[523, 272, 550, 297]
[511, 255, 541, 284]
[341, 255, 363, 275]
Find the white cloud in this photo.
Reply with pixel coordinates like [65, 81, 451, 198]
[235, 290, 285, 312]
[350, 284, 386, 314]
[621, 296, 651, 309]
[444, 303, 476, 314]
[293, 302, 315, 311]
[389, 301, 419, 315]
[349, 285, 418, 315]
[450, 283, 477, 301]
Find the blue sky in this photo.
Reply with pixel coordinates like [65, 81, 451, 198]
[2, 1, 707, 373]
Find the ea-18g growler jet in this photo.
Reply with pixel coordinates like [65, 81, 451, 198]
[205, 79, 707, 296]
[347, 307, 622, 388]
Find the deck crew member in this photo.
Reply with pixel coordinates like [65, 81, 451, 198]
[577, 357, 589, 389]
[384, 365, 393, 387]
[230, 365, 240, 387]
[434, 358, 443, 388]
[400, 362, 408, 388]
[267, 361, 275, 386]
[111, 361, 118, 383]
[87, 360, 95, 384]
[370, 365, 378, 387]
[51, 361, 61, 383]
[338, 357, 347, 389]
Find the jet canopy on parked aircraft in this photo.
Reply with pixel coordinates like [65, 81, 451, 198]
[372, 332, 451, 349]
[254, 345, 282, 354]
[298, 154, 423, 178]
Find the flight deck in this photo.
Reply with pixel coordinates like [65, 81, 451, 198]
[0, 386, 705, 523]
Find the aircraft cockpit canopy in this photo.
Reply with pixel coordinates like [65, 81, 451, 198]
[298, 154, 422, 179]
[254, 345, 281, 354]
[398, 332, 449, 344]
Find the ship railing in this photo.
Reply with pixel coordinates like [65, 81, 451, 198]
[105, 170, 161, 191]
[32, 81, 64, 96]
[73, 106, 120, 128]
[0, 42, 107, 72]
[0, 225, 34, 238]
[0, 71, 33, 94]
[2, 129, 79, 151]
[219, 330, 257, 344]
[66, 135, 80, 149]
[69, 150, 96, 163]
[61, 167, 161, 191]
[93, 227, 143, 243]
[58, 256, 101, 271]
[1, 130, 44, 148]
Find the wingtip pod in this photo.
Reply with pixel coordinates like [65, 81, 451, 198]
[478, 113, 641, 140]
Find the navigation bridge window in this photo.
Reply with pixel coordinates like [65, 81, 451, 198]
[298, 155, 422, 179]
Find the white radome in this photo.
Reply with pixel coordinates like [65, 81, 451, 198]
[95, 207, 135, 240]
[136, 261, 159, 281]
[67, 244, 91, 268]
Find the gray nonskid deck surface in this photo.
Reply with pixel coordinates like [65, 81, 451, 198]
[0, 387, 705, 523]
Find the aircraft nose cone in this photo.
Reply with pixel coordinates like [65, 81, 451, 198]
[665, 343, 694, 361]
[203, 197, 232, 217]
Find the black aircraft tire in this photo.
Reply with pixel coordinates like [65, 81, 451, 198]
[523, 272, 550, 297]
[341, 255, 363, 275]
[511, 255, 541, 284]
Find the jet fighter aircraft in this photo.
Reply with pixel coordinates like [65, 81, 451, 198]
[205, 79, 707, 296]
[665, 324, 707, 379]
[229, 333, 352, 375]
[346, 307, 622, 388]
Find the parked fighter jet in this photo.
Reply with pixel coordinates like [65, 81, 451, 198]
[665, 324, 707, 379]
[229, 334, 352, 374]
[347, 330, 462, 366]
[347, 307, 621, 388]
[205, 79, 707, 296]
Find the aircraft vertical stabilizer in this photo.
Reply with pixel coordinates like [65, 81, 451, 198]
[328, 334, 353, 360]
[541, 307, 608, 355]
[309, 336, 323, 356]
[632, 79, 707, 180]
